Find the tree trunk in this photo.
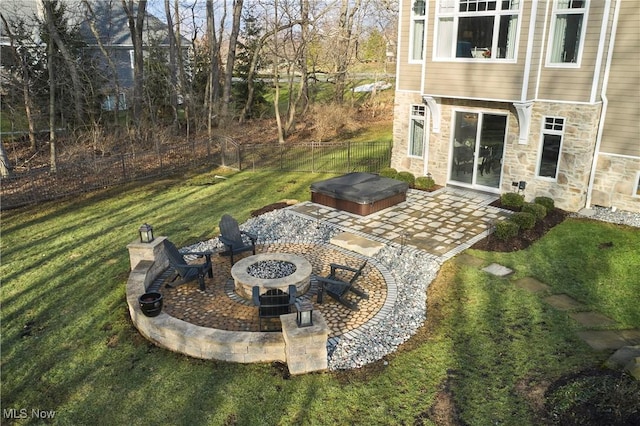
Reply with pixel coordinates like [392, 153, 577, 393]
[122, 0, 147, 125]
[221, 0, 244, 120]
[0, 139, 12, 177]
[164, 0, 178, 127]
[206, 0, 221, 137]
[48, 35, 57, 173]
[333, 0, 361, 104]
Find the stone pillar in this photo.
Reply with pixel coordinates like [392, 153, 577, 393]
[126, 236, 169, 288]
[281, 311, 329, 375]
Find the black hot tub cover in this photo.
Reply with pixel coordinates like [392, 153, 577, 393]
[310, 172, 409, 205]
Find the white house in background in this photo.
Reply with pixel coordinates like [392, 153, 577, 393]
[391, 0, 640, 213]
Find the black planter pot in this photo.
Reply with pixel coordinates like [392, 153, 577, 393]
[138, 292, 163, 317]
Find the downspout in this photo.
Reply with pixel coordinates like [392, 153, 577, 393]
[421, 0, 430, 177]
[586, 0, 621, 208]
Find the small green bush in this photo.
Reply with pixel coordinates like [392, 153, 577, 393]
[494, 220, 519, 240]
[534, 196, 555, 212]
[501, 192, 525, 209]
[415, 176, 436, 190]
[379, 167, 398, 179]
[522, 202, 547, 222]
[396, 171, 416, 187]
[509, 212, 536, 230]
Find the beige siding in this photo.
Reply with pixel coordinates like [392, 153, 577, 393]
[537, 2, 605, 102]
[600, 1, 640, 157]
[396, 0, 422, 92]
[422, 0, 529, 101]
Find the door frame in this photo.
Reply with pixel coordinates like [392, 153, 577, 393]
[447, 109, 508, 193]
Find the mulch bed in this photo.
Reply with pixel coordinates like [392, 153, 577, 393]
[471, 201, 569, 252]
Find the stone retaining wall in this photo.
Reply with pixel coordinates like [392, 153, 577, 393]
[126, 258, 287, 363]
[125, 238, 330, 372]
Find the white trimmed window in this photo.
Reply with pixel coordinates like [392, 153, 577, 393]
[547, 0, 588, 66]
[410, 0, 426, 61]
[435, 0, 521, 60]
[409, 105, 426, 158]
[537, 117, 565, 179]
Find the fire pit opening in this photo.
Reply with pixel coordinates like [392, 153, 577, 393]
[247, 260, 297, 279]
[231, 253, 312, 300]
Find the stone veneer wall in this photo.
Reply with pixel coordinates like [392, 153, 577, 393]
[391, 93, 608, 212]
[391, 91, 429, 177]
[503, 102, 602, 212]
[591, 154, 640, 212]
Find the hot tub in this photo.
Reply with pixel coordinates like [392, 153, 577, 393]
[310, 172, 409, 216]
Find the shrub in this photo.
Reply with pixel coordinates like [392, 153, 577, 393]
[379, 167, 398, 179]
[501, 192, 525, 209]
[534, 196, 555, 212]
[415, 176, 436, 190]
[509, 212, 536, 230]
[396, 171, 416, 187]
[494, 220, 519, 240]
[522, 202, 547, 222]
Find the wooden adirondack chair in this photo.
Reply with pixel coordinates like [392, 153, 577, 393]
[218, 214, 257, 264]
[164, 240, 213, 291]
[314, 261, 368, 311]
[252, 285, 297, 331]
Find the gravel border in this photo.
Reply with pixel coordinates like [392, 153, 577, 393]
[572, 206, 640, 228]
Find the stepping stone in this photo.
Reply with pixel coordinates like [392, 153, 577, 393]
[330, 232, 384, 257]
[569, 311, 617, 328]
[604, 345, 640, 370]
[543, 294, 586, 311]
[482, 263, 513, 277]
[577, 330, 632, 351]
[453, 253, 485, 268]
[618, 329, 640, 345]
[514, 277, 550, 293]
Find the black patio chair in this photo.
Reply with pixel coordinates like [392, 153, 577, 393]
[164, 240, 213, 291]
[218, 214, 257, 264]
[314, 261, 368, 311]
[252, 285, 297, 331]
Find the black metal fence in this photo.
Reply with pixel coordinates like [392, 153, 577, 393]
[1, 138, 392, 210]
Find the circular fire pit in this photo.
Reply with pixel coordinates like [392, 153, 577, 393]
[231, 253, 312, 300]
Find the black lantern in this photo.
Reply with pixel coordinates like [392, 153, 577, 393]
[138, 223, 154, 243]
[296, 301, 314, 327]
[413, 0, 425, 15]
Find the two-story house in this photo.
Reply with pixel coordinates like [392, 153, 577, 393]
[391, 0, 640, 213]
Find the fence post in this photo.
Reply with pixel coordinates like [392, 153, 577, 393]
[312, 141, 315, 173]
[121, 154, 127, 180]
[347, 141, 351, 172]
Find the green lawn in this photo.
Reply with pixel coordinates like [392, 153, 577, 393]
[1, 169, 639, 425]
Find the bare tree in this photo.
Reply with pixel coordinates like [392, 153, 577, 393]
[205, 0, 222, 136]
[0, 13, 38, 154]
[164, 0, 178, 125]
[332, 0, 362, 103]
[122, 0, 147, 124]
[221, 0, 244, 120]
[81, 0, 123, 122]
[42, 0, 84, 125]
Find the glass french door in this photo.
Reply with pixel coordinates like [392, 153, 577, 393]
[449, 111, 506, 191]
